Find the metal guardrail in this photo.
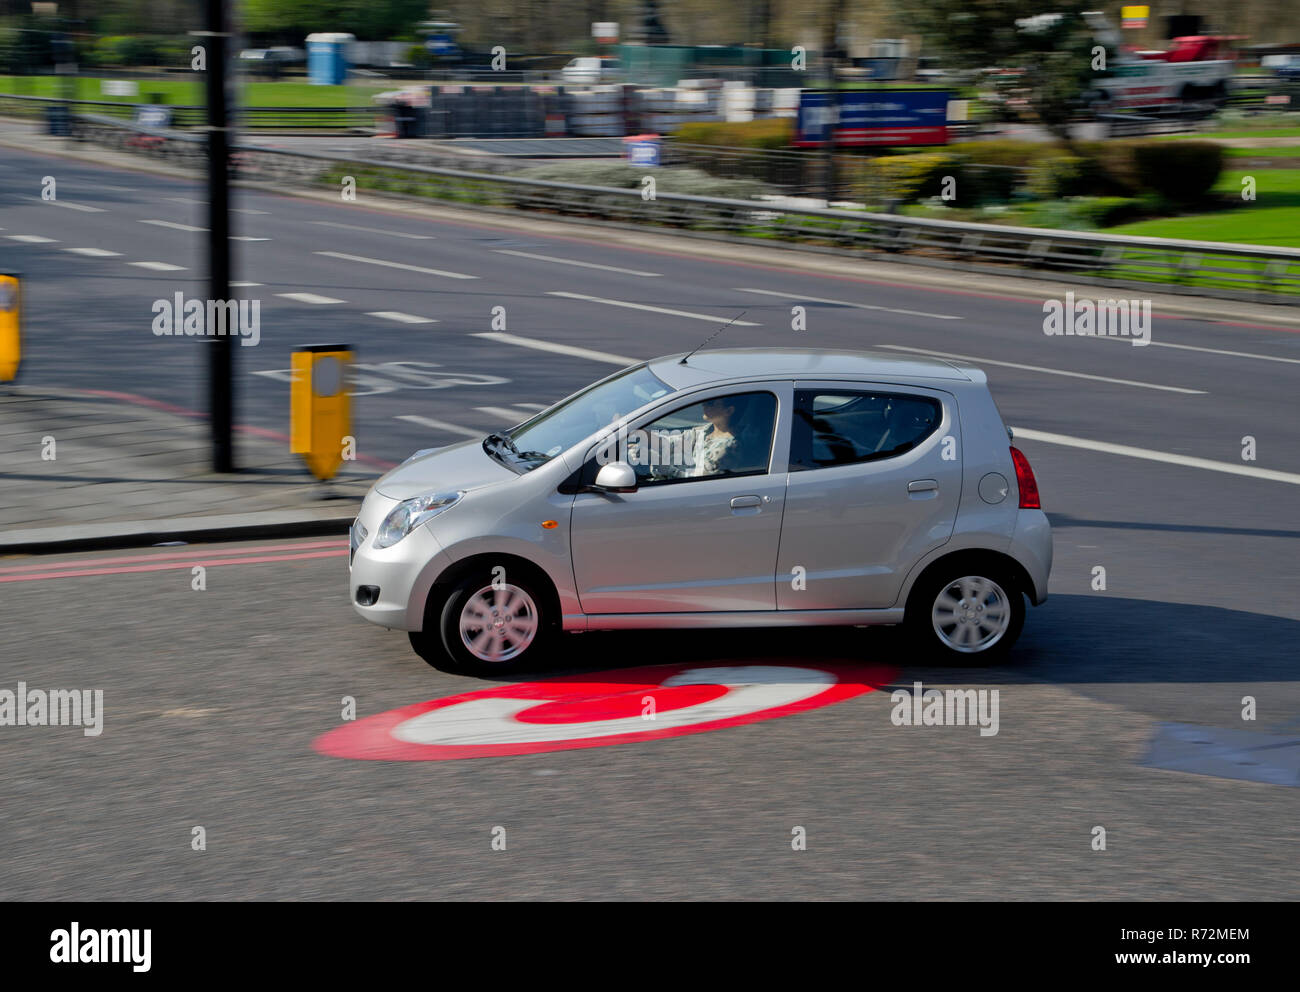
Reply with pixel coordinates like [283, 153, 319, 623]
[56, 112, 1300, 304]
[0, 93, 373, 129]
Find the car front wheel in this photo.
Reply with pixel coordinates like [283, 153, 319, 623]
[431, 570, 553, 675]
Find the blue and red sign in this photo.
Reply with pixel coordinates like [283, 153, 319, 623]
[315, 660, 896, 761]
[795, 89, 950, 147]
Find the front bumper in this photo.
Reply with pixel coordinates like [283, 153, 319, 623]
[349, 492, 453, 631]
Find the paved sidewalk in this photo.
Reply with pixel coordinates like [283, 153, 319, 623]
[0, 386, 381, 554]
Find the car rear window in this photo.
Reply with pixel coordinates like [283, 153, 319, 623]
[790, 390, 941, 470]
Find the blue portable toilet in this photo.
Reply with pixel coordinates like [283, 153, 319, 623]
[306, 33, 353, 85]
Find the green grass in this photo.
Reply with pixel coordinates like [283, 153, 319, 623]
[0, 74, 375, 107]
[1224, 145, 1300, 158]
[1104, 169, 1300, 247]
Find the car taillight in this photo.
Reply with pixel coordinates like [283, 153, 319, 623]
[1009, 446, 1040, 509]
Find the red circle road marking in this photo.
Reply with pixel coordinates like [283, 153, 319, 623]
[314, 660, 897, 761]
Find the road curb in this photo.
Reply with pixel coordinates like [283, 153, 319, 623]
[0, 509, 356, 557]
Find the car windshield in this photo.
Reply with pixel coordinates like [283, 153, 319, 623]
[483, 365, 673, 471]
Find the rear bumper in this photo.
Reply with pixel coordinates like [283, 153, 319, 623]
[1011, 509, 1053, 605]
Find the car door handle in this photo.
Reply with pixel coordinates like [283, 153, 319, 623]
[730, 495, 762, 509]
[908, 479, 938, 493]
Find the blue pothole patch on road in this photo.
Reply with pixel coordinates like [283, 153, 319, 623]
[1142, 722, 1300, 787]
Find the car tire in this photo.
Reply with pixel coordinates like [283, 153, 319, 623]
[435, 568, 555, 675]
[906, 562, 1025, 664]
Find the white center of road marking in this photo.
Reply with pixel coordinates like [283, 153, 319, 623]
[314, 251, 476, 280]
[140, 219, 206, 233]
[128, 261, 186, 271]
[6, 234, 56, 243]
[278, 292, 344, 304]
[391, 666, 834, 746]
[879, 344, 1206, 395]
[311, 221, 433, 240]
[368, 311, 437, 324]
[494, 250, 661, 277]
[547, 291, 761, 325]
[734, 287, 961, 320]
[1011, 427, 1300, 485]
[63, 247, 122, 257]
[472, 331, 637, 366]
[231, 236, 271, 242]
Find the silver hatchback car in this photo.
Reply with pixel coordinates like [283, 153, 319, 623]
[349, 349, 1052, 673]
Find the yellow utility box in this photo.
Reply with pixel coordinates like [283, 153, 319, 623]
[290, 344, 353, 481]
[0, 272, 20, 383]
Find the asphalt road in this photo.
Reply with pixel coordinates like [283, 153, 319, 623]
[1, 144, 1298, 899]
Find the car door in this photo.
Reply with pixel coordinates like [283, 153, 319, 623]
[570, 383, 792, 614]
[776, 382, 961, 610]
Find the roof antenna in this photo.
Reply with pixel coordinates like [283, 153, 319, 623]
[680, 311, 747, 365]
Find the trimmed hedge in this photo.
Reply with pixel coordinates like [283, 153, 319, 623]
[673, 118, 795, 150]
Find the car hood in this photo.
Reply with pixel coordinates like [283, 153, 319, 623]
[374, 439, 517, 501]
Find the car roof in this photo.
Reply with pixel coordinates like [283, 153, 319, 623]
[647, 347, 976, 389]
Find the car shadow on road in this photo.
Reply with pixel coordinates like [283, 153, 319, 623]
[455, 594, 1299, 686]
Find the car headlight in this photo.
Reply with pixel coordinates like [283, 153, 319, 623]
[373, 491, 464, 549]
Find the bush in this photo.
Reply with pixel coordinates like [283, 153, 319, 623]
[869, 151, 965, 204]
[1028, 155, 1104, 199]
[673, 118, 794, 150]
[1131, 141, 1224, 203]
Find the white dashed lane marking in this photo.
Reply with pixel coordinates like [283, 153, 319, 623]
[63, 247, 122, 257]
[140, 219, 206, 233]
[6, 234, 57, 243]
[277, 292, 345, 304]
[368, 311, 438, 324]
[394, 415, 484, 438]
[128, 261, 186, 271]
[312, 221, 434, 240]
[493, 249, 661, 277]
[314, 251, 475, 280]
[472, 332, 638, 366]
[734, 287, 961, 321]
[547, 291, 760, 325]
[879, 344, 1206, 395]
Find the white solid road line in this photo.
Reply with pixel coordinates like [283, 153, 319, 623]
[547, 291, 760, 325]
[312, 221, 433, 240]
[395, 415, 484, 438]
[6, 234, 57, 243]
[277, 292, 344, 304]
[128, 261, 186, 271]
[63, 247, 122, 257]
[879, 344, 1206, 395]
[1011, 427, 1300, 486]
[472, 331, 638, 366]
[314, 251, 476, 280]
[734, 287, 961, 320]
[141, 219, 207, 233]
[1093, 334, 1300, 366]
[494, 249, 661, 277]
[368, 311, 438, 324]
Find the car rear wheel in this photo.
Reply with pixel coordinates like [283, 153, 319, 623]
[907, 564, 1024, 663]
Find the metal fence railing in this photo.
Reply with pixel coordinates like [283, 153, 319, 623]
[57, 112, 1300, 305]
[0, 93, 374, 130]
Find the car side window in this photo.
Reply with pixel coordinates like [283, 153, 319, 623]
[613, 390, 778, 485]
[790, 390, 941, 471]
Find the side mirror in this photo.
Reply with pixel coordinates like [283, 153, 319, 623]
[593, 461, 637, 493]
